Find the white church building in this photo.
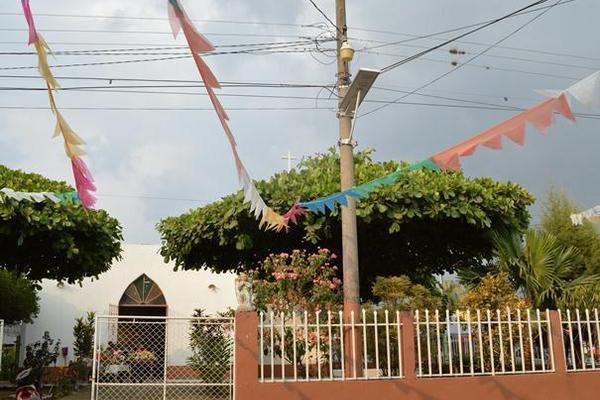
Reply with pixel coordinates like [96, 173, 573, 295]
[13, 243, 237, 365]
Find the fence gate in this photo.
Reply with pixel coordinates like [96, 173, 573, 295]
[92, 316, 234, 400]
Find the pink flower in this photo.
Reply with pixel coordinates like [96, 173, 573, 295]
[279, 252, 289, 259]
[329, 283, 336, 289]
[331, 253, 337, 259]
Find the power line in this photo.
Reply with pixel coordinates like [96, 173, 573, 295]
[0, 27, 308, 40]
[0, 73, 334, 86]
[0, 39, 326, 55]
[305, 0, 342, 35]
[361, 49, 582, 81]
[97, 193, 210, 203]
[0, 12, 306, 28]
[0, 103, 597, 120]
[362, 0, 563, 117]
[0, 44, 323, 71]
[379, 0, 553, 73]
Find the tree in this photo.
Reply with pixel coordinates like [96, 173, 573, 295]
[0, 269, 39, 324]
[0, 165, 122, 283]
[73, 312, 95, 360]
[459, 271, 529, 311]
[24, 331, 60, 370]
[371, 275, 441, 311]
[158, 149, 533, 297]
[540, 188, 600, 275]
[188, 309, 234, 389]
[492, 229, 600, 309]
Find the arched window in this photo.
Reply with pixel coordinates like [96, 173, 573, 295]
[119, 274, 166, 306]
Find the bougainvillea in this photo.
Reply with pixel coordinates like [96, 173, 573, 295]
[249, 248, 342, 314]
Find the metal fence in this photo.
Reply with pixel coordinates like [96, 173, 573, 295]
[91, 316, 234, 400]
[0, 319, 4, 375]
[415, 309, 554, 377]
[259, 310, 403, 382]
[560, 309, 600, 372]
[258, 308, 562, 382]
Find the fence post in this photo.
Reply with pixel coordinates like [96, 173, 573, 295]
[235, 311, 258, 400]
[549, 310, 566, 374]
[400, 311, 416, 381]
[90, 316, 99, 400]
[162, 320, 169, 400]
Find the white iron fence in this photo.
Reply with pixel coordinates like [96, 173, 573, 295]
[91, 316, 234, 400]
[258, 308, 562, 382]
[415, 309, 554, 377]
[560, 309, 600, 372]
[0, 320, 4, 375]
[259, 310, 403, 382]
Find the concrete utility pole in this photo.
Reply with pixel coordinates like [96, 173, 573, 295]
[335, 0, 362, 377]
[335, 0, 360, 318]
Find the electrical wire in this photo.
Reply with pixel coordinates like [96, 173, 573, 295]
[361, 0, 564, 117]
[305, 0, 342, 35]
[379, 0, 552, 73]
[0, 27, 307, 39]
[0, 43, 324, 71]
[361, 49, 582, 81]
[0, 103, 597, 120]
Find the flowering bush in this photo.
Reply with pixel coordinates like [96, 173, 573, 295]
[129, 349, 156, 363]
[249, 248, 342, 314]
[249, 249, 342, 374]
[98, 348, 126, 365]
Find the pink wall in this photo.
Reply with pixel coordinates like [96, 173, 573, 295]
[235, 311, 599, 400]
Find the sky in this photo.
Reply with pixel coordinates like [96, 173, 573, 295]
[0, 0, 598, 244]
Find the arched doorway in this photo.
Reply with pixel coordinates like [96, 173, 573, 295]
[116, 275, 167, 381]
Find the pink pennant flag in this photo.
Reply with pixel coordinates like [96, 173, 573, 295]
[283, 204, 305, 226]
[167, 2, 182, 38]
[71, 156, 96, 208]
[181, 16, 215, 54]
[504, 124, 526, 145]
[555, 93, 576, 121]
[191, 52, 221, 89]
[21, 0, 38, 45]
[432, 93, 576, 171]
[460, 144, 478, 157]
[205, 85, 229, 122]
[482, 134, 503, 149]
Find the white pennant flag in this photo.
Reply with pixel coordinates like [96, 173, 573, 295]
[566, 71, 600, 110]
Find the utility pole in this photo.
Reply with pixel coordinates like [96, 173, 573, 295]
[336, 0, 362, 377]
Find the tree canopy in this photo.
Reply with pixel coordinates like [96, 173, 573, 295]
[158, 149, 534, 297]
[0, 165, 122, 283]
[540, 188, 600, 275]
[0, 269, 39, 324]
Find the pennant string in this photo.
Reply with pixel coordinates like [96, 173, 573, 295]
[168, 1, 287, 230]
[20, 0, 95, 207]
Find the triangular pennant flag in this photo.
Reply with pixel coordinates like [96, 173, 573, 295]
[167, 2, 182, 38]
[180, 15, 215, 54]
[459, 144, 478, 156]
[482, 134, 503, 149]
[191, 52, 221, 89]
[34, 35, 60, 90]
[566, 71, 600, 110]
[527, 102, 556, 134]
[21, 0, 38, 45]
[504, 124, 526, 146]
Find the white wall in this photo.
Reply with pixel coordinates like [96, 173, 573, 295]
[23, 244, 236, 365]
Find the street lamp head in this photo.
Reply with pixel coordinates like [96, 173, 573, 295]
[340, 41, 355, 63]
